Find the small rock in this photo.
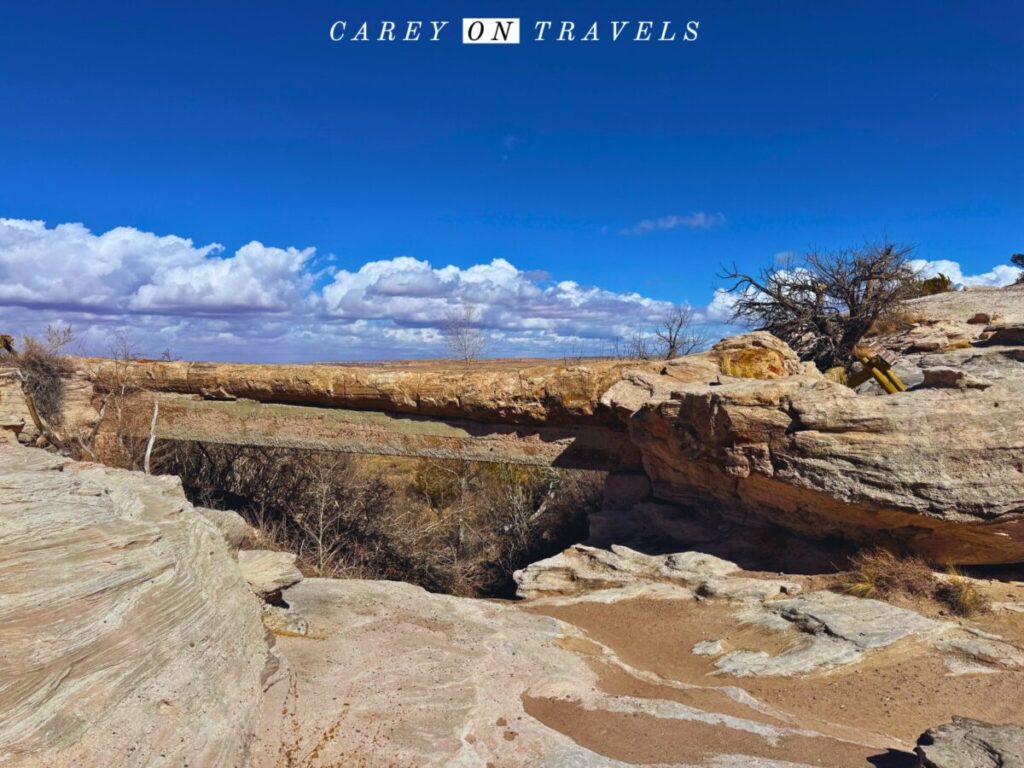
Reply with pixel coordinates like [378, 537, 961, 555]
[692, 640, 725, 656]
[908, 336, 947, 352]
[966, 312, 991, 325]
[238, 550, 303, 601]
[916, 716, 1024, 767]
[921, 367, 992, 390]
[262, 603, 310, 636]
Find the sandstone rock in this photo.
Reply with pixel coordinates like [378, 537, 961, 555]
[692, 639, 726, 656]
[253, 578, 856, 768]
[0, 415, 23, 444]
[715, 591, 947, 678]
[612, 357, 1024, 564]
[0, 445, 273, 766]
[981, 322, 1024, 346]
[934, 630, 1024, 672]
[909, 335, 948, 352]
[238, 549, 303, 600]
[711, 332, 805, 379]
[601, 471, 652, 510]
[252, 578, 635, 767]
[920, 367, 993, 390]
[33, 289, 1024, 567]
[917, 717, 1024, 767]
[586, 500, 722, 552]
[0, 369, 97, 445]
[514, 545, 800, 602]
[197, 505, 257, 548]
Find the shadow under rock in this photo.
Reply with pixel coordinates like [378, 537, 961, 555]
[587, 501, 857, 575]
[867, 748, 921, 768]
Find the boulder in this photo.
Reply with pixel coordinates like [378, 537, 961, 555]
[0, 415, 23, 444]
[920, 367, 993, 390]
[238, 549, 304, 600]
[710, 331, 805, 379]
[609, 335, 1024, 564]
[0, 446, 274, 766]
[917, 717, 1024, 767]
[514, 544, 800, 602]
[981, 322, 1024, 346]
[196, 505, 257, 548]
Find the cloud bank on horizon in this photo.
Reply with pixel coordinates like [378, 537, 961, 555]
[0, 218, 1019, 363]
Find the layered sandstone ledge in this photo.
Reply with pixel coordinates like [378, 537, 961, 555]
[0, 447, 276, 767]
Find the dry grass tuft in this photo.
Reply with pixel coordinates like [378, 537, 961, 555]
[841, 549, 993, 619]
[935, 568, 992, 618]
[842, 548, 937, 600]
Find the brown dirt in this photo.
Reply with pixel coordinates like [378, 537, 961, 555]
[522, 695, 880, 767]
[527, 595, 1024, 766]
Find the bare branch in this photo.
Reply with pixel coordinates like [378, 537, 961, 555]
[719, 241, 918, 370]
[653, 304, 710, 359]
[442, 303, 487, 366]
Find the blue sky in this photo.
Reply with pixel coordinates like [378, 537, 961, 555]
[0, 2, 1021, 361]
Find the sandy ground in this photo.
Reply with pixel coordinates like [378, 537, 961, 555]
[526, 594, 1024, 767]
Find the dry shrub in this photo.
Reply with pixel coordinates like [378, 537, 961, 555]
[842, 549, 992, 618]
[721, 241, 920, 370]
[411, 459, 598, 594]
[10, 327, 75, 427]
[842, 548, 937, 600]
[823, 366, 849, 385]
[154, 443, 600, 596]
[936, 568, 992, 618]
[911, 272, 955, 297]
[867, 310, 923, 337]
[93, 335, 154, 470]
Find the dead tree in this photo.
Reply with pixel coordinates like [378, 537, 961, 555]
[654, 304, 709, 359]
[443, 303, 487, 365]
[720, 242, 918, 370]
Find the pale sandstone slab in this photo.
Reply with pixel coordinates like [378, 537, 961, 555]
[0, 446, 274, 767]
[917, 717, 1024, 768]
[238, 549, 303, 599]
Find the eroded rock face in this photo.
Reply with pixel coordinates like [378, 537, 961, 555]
[256, 545, 1022, 767]
[604, 329, 1024, 564]
[917, 717, 1024, 768]
[0, 446, 274, 767]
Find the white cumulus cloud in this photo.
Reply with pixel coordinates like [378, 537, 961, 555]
[909, 258, 1021, 287]
[3, 218, 1015, 363]
[0, 218, 705, 361]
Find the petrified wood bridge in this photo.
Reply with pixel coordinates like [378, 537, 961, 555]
[8, 316, 1024, 565]
[88, 358, 651, 472]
